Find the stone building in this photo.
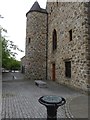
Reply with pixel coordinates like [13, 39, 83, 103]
[23, 1, 90, 91]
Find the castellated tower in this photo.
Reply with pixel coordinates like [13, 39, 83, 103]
[25, 1, 47, 80]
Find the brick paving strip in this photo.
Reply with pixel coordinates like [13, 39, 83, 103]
[2, 73, 83, 119]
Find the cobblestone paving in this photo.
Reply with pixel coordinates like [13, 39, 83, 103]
[2, 73, 81, 119]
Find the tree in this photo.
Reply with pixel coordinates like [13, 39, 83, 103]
[8, 57, 21, 71]
[1, 33, 23, 70]
[2, 37, 10, 69]
[0, 15, 23, 70]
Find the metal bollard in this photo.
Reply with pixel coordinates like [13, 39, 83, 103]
[47, 106, 57, 120]
[38, 95, 66, 120]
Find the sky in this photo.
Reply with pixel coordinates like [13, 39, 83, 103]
[0, 0, 47, 61]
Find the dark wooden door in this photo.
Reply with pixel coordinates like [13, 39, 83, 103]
[52, 63, 55, 81]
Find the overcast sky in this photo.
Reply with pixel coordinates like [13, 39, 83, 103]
[0, 0, 47, 60]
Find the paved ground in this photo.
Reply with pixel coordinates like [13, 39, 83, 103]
[1, 72, 88, 119]
[68, 95, 88, 118]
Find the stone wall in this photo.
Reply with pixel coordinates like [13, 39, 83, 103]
[25, 11, 47, 80]
[47, 2, 89, 91]
[85, 2, 90, 86]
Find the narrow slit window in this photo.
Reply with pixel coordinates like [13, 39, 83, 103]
[57, 0, 58, 6]
[51, 7, 53, 12]
[69, 29, 72, 41]
[52, 29, 57, 51]
[28, 38, 31, 44]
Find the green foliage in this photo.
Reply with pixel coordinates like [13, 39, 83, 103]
[1, 37, 21, 70]
[7, 57, 21, 71]
[2, 37, 10, 68]
[1, 36, 22, 70]
[0, 15, 23, 70]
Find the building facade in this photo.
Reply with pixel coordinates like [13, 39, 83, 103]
[23, 1, 90, 91]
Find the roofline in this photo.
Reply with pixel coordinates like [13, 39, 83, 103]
[26, 10, 48, 17]
[21, 56, 25, 59]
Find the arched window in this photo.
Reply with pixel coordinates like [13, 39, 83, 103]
[52, 29, 57, 51]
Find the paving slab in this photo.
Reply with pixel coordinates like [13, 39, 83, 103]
[2, 72, 89, 119]
[65, 95, 88, 119]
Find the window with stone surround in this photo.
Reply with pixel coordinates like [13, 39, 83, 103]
[69, 29, 72, 41]
[65, 61, 71, 78]
[52, 29, 57, 51]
